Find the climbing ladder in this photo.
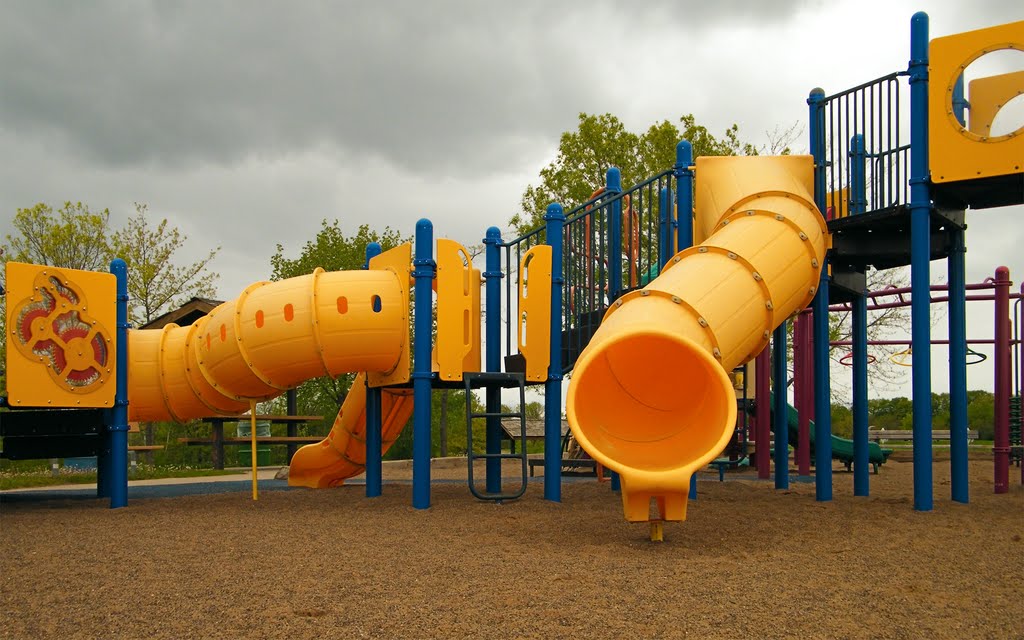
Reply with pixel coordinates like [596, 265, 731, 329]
[463, 372, 529, 502]
[1010, 396, 1022, 466]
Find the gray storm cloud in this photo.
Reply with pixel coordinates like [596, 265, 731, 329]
[0, 0, 811, 175]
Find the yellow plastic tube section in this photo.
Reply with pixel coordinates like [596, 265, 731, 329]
[566, 156, 828, 522]
[127, 267, 408, 422]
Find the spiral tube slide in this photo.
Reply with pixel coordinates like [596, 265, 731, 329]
[127, 266, 408, 422]
[566, 156, 828, 522]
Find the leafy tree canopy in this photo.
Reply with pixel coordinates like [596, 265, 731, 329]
[110, 203, 220, 325]
[511, 113, 759, 235]
[4, 202, 111, 272]
[268, 219, 409, 419]
[271, 219, 407, 281]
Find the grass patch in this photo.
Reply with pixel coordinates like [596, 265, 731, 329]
[0, 466, 238, 491]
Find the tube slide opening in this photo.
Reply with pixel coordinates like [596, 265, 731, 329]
[568, 331, 736, 473]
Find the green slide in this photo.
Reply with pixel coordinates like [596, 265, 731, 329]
[767, 391, 892, 468]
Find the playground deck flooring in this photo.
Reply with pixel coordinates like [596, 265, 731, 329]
[1, 458, 1021, 639]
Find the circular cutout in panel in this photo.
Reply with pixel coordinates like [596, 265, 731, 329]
[950, 47, 1024, 142]
[990, 92, 1024, 137]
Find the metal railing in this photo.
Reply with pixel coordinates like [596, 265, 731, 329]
[817, 72, 910, 219]
[500, 168, 679, 372]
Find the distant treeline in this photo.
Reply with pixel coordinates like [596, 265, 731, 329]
[831, 390, 998, 440]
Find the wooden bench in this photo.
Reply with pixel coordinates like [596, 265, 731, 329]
[185, 415, 324, 469]
[178, 437, 325, 445]
[868, 429, 979, 443]
[499, 419, 568, 454]
[527, 457, 598, 477]
[498, 420, 603, 478]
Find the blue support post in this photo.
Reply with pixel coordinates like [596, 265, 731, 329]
[772, 325, 789, 489]
[483, 226, 504, 494]
[850, 133, 870, 496]
[107, 258, 130, 508]
[852, 295, 870, 496]
[412, 220, 435, 510]
[948, 47, 969, 505]
[674, 140, 698, 496]
[606, 168, 622, 299]
[364, 242, 384, 498]
[543, 203, 565, 502]
[949, 229, 969, 503]
[850, 134, 867, 215]
[808, 86, 833, 501]
[909, 11, 933, 512]
[674, 141, 694, 257]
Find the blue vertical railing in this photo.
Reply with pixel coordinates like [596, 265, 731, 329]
[819, 72, 908, 219]
[501, 168, 679, 374]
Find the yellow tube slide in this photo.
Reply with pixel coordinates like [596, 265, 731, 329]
[127, 266, 411, 483]
[566, 156, 828, 522]
[287, 372, 414, 487]
[127, 267, 407, 422]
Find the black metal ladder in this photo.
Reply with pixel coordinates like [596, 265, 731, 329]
[463, 372, 528, 502]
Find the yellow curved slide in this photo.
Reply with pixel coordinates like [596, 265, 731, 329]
[126, 255, 413, 485]
[287, 372, 414, 488]
[566, 156, 828, 523]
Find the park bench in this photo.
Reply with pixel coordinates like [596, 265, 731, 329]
[498, 419, 602, 477]
[178, 415, 323, 469]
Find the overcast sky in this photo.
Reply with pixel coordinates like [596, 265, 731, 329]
[2, 1, 1021, 400]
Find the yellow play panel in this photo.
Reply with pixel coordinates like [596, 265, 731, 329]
[929, 20, 1024, 183]
[5, 262, 116, 408]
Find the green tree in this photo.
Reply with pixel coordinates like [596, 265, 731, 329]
[269, 220, 408, 422]
[831, 404, 853, 438]
[966, 390, 995, 440]
[3, 202, 112, 271]
[109, 203, 220, 325]
[511, 113, 758, 234]
[1, 202, 113, 397]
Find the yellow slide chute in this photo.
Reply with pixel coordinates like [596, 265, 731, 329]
[567, 156, 828, 522]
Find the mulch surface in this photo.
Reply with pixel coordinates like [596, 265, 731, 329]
[1, 459, 1021, 639]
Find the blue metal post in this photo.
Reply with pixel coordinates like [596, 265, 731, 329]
[107, 259, 129, 508]
[606, 168, 623, 299]
[852, 296, 869, 496]
[543, 203, 565, 502]
[364, 242, 384, 498]
[675, 141, 694, 256]
[412, 220, 435, 510]
[909, 11, 933, 511]
[772, 325, 789, 489]
[949, 229, 969, 503]
[483, 226, 504, 494]
[952, 74, 968, 128]
[674, 140, 698, 496]
[808, 86, 833, 501]
[850, 133, 870, 496]
[850, 134, 867, 215]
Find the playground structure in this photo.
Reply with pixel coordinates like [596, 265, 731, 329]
[1, 13, 1022, 536]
